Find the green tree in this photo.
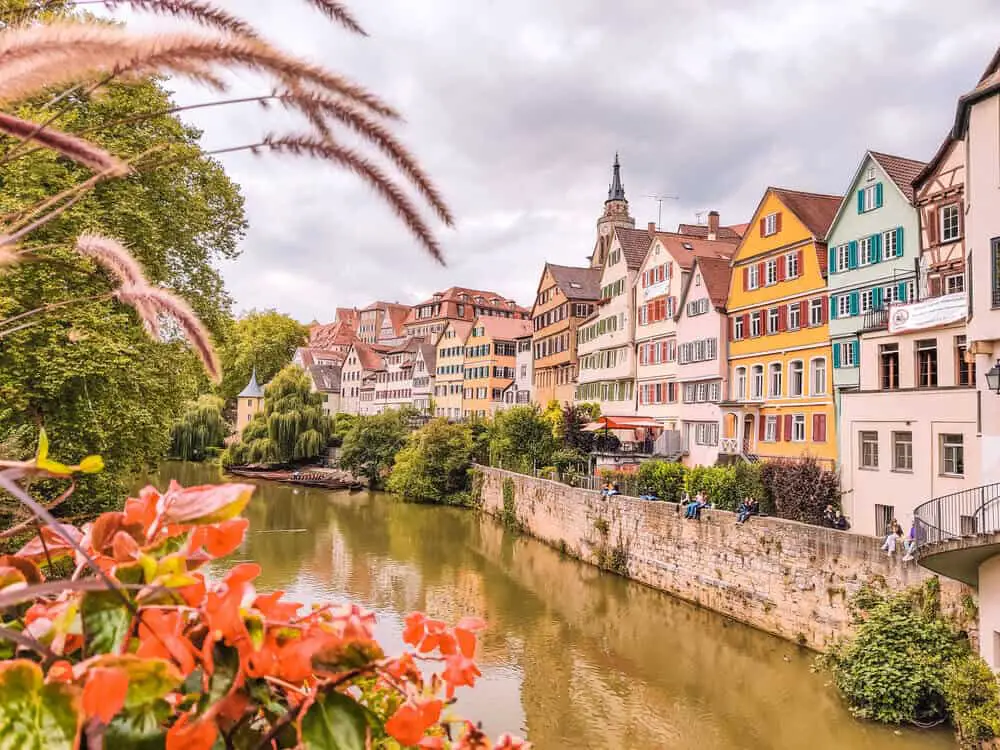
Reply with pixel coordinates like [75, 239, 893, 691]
[635, 461, 687, 503]
[169, 394, 229, 461]
[488, 405, 555, 473]
[387, 419, 473, 504]
[339, 410, 409, 489]
[221, 365, 331, 466]
[0, 74, 245, 514]
[217, 309, 307, 402]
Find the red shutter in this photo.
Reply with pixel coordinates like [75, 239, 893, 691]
[820, 298, 829, 324]
[930, 276, 942, 298]
[743, 266, 749, 290]
[729, 316, 736, 341]
[813, 414, 827, 442]
[796, 250, 804, 275]
[661, 341, 668, 361]
[759, 218, 766, 237]
[799, 300, 808, 322]
[783, 415, 793, 441]
[742, 313, 750, 334]
[774, 415, 782, 442]
[757, 262, 765, 282]
[777, 257, 786, 282]
[775, 212, 783, 233]
[927, 206, 939, 246]
[758, 415, 766, 440]
[778, 305, 787, 332]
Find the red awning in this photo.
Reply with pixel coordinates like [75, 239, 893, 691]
[583, 416, 664, 431]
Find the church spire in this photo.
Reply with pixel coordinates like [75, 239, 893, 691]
[607, 152, 626, 202]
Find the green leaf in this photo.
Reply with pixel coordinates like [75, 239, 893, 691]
[0, 660, 80, 750]
[82, 589, 132, 656]
[104, 700, 170, 750]
[198, 642, 239, 714]
[84, 655, 182, 709]
[299, 689, 369, 750]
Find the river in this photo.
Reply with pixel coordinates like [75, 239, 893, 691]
[152, 462, 954, 749]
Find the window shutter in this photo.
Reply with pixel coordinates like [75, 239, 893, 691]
[759, 218, 766, 237]
[797, 250, 804, 276]
[729, 317, 735, 340]
[875, 182, 884, 208]
[783, 415, 793, 441]
[828, 246, 836, 275]
[742, 313, 750, 334]
[848, 240, 859, 269]
[829, 296, 837, 320]
[777, 258, 786, 282]
[872, 233, 882, 263]
[873, 287, 883, 308]
[774, 416, 782, 442]
[930, 276, 942, 297]
[897, 281, 908, 303]
[743, 266, 749, 290]
[821, 298, 829, 324]
[833, 344, 841, 369]
[800, 300, 808, 320]
[849, 291, 859, 316]
[814, 414, 826, 442]
[775, 213, 783, 233]
[852, 341, 859, 368]
[757, 261, 765, 282]
[927, 207, 939, 245]
[857, 189, 865, 214]
[778, 305, 787, 331]
[758, 415, 766, 441]
[895, 226, 904, 257]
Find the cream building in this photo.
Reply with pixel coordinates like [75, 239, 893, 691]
[434, 321, 471, 419]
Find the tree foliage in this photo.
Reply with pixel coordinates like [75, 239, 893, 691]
[488, 406, 555, 473]
[168, 395, 228, 461]
[760, 457, 840, 524]
[560, 404, 595, 453]
[217, 309, 307, 403]
[339, 410, 410, 489]
[387, 419, 474, 504]
[221, 365, 331, 467]
[635, 461, 688, 503]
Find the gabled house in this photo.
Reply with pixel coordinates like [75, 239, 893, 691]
[357, 301, 412, 346]
[374, 337, 424, 413]
[412, 343, 437, 415]
[463, 317, 533, 418]
[514, 332, 532, 405]
[293, 347, 344, 369]
[403, 287, 528, 340]
[434, 320, 471, 419]
[674, 256, 733, 467]
[720, 187, 841, 465]
[236, 368, 265, 428]
[306, 364, 341, 417]
[339, 341, 385, 415]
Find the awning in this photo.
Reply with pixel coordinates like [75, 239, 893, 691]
[583, 416, 664, 431]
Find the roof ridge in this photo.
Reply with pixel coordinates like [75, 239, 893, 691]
[771, 187, 843, 200]
[869, 149, 927, 166]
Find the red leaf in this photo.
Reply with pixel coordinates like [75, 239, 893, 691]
[46, 660, 74, 684]
[189, 518, 248, 558]
[111, 530, 140, 562]
[15, 524, 82, 565]
[252, 591, 300, 621]
[159, 482, 254, 525]
[123, 486, 160, 533]
[386, 698, 442, 746]
[82, 666, 128, 724]
[136, 610, 198, 676]
[166, 712, 218, 750]
[0, 555, 43, 583]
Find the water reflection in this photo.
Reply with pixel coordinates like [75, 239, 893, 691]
[148, 463, 953, 750]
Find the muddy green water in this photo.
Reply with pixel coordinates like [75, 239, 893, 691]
[152, 462, 954, 750]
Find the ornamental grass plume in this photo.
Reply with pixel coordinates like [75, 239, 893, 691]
[0, 110, 129, 175]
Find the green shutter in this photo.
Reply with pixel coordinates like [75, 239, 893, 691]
[828, 245, 837, 275]
[896, 226, 904, 257]
[875, 182, 884, 208]
[833, 343, 841, 369]
[897, 281, 907, 302]
[848, 240, 859, 269]
[849, 291, 859, 316]
[872, 233, 882, 263]
[829, 296, 837, 319]
[857, 189, 865, 214]
[873, 287, 883, 308]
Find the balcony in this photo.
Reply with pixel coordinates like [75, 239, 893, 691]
[913, 483, 1000, 586]
[720, 437, 739, 454]
[860, 306, 888, 332]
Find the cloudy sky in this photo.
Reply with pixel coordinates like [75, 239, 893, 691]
[115, 0, 1000, 323]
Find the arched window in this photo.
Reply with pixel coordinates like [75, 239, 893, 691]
[810, 357, 828, 396]
[788, 360, 804, 397]
[750, 365, 764, 401]
[733, 366, 747, 400]
[768, 362, 782, 398]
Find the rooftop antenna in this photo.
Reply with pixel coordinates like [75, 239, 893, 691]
[694, 209, 710, 225]
[646, 194, 680, 230]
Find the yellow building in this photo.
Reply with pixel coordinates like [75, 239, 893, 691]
[236, 367, 265, 427]
[463, 316, 533, 419]
[434, 321, 471, 419]
[720, 188, 842, 465]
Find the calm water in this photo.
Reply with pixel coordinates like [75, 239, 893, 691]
[151, 462, 954, 750]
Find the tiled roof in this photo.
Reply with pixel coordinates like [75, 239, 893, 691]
[309, 320, 357, 350]
[869, 151, 927, 203]
[437, 320, 472, 347]
[308, 364, 341, 393]
[477, 316, 533, 341]
[771, 188, 842, 239]
[693, 256, 734, 309]
[404, 286, 527, 324]
[546, 263, 602, 300]
[652, 231, 738, 271]
[726, 223, 750, 237]
[418, 343, 437, 370]
[352, 342, 385, 372]
[384, 304, 411, 335]
[295, 347, 345, 368]
[677, 223, 744, 240]
[615, 226, 654, 270]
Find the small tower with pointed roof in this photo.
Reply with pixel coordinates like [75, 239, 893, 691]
[592, 153, 635, 268]
[236, 367, 265, 427]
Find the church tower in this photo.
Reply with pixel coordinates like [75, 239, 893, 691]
[236, 367, 265, 427]
[591, 153, 635, 268]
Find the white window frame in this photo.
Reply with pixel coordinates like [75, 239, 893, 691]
[866, 165, 876, 182]
[747, 264, 760, 290]
[750, 364, 764, 401]
[860, 289, 874, 313]
[785, 252, 799, 279]
[734, 316, 745, 340]
[768, 362, 782, 398]
[809, 299, 823, 327]
[792, 414, 806, 442]
[945, 273, 965, 295]
[788, 360, 804, 397]
[750, 311, 762, 337]
[862, 184, 877, 212]
[860, 431, 879, 469]
[763, 213, 778, 236]
[940, 433, 964, 477]
[840, 341, 857, 368]
[883, 229, 898, 258]
[892, 431, 913, 472]
[837, 295, 851, 318]
[860, 236, 874, 266]
[767, 307, 779, 334]
[734, 367, 747, 400]
[836, 244, 850, 273]
[765, 259, 778, 286]
[764, 415, 777, 442]
[810, 357, 827, 396]
[788, 303, 801, 331]
[940, 204, 961, 243]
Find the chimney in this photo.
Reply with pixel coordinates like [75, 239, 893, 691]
[707, 210, 720, 241]
[647, 221, 656, 236]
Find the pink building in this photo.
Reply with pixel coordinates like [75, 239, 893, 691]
[674, 256, 733, 466]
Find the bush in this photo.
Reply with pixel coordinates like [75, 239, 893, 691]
[635, 461, 687, 503]
[760, 457, 840, 524]
[821, 579, 968, 726]
[945, 655, 1000, 747]
[489, 405, 555, 473]
[339, 410, 410, 489]
[551, 448, 588, 476]
[685, 465, 743, 511]
[387, 419, 474, 504]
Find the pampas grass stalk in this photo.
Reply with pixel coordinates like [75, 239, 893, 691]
[0, 111, 129, 174]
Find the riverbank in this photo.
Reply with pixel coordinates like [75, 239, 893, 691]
[477, 466, 974, 651]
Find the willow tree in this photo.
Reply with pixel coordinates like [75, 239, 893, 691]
[169, 394, 228, 461]
[222, 365, 332, 466]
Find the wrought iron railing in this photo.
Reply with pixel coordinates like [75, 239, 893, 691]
[720, 437, 739, 454]
[913, 482, 1000, 550]
[860, 306, 888, 332]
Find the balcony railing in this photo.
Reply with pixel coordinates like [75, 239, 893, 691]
[913, 482, 1000, 550]
[860, 306, 888, 332]
[720, 437, 739, 454]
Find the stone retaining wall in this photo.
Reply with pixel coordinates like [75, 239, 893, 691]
[479, 467, 973, 650]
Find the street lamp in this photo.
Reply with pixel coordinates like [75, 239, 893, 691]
[985, 359, 1000, 394]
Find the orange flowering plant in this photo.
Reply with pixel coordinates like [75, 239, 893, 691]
[0, 437, 529, 749]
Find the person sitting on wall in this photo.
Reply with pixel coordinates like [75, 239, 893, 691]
[639, 492, 659, 501]
[685, 491, 708, 520]
[833, 509, 850, 531]
[822, 504, 836, 528]
[737, 497, 758, 524]
[600, 482, 614, 497]
[902, 523, 917, 561]
[611, 482, 621, 496]
[881, 521, 904, 556]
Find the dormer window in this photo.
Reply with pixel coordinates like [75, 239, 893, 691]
[866, 165, 876, 182]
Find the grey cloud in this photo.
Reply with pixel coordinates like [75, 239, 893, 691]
[119, 0, 1000, 321]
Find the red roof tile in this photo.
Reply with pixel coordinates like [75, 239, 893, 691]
[352, 342, 385, 372]
[692, 256, 733, 309]
[545, 263, 602, 300]
[677, 223, 744, 240]
[615, 226, 654, 270]
[651, 231, 738, 271]
[771, 188, 843, 239]
[869, 151, 927, 203]
[476, 316, 533, 341]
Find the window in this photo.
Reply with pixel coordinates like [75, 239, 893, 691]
[785, 252, 799, 279]
[809, 299, 824, 327]
[750, 311, 762, 337]
[860, 431, 879, 469]
[765, 259, 778, 286]
[945, 273, 964, 295]
[764, 415, 777, 442]
[748, 264, 760, 290]
[788, 303, 801, 330]
[956, 335, 975, 386]
[940, 204, 961, 243]
[840, 341, 857, 367]
[792, 415, 806, 442]
[860, 236, 875, 266]
[810, 357, 827, 395]
[734, 367, 747, 400]
[734, 316, 745, 340]
[837, 295, 852, 318]
[750, 365, 764, 400]
[835, 244, 851, 273]
[916, 339, 938, 388]
[940, 434, 964, 476]
[768, 362, 782, 398]
[860, 289, 874, 313]
[763, 212, 778, 236]
[880, 343, 899, 389]
[788, 360, 804, 397]
[892, 431, 913, 472]
[861, 183, 879, 212]
[883, 229, 899, 258]
[767, 307, 779, 335]
[875, 504, 895, 536]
